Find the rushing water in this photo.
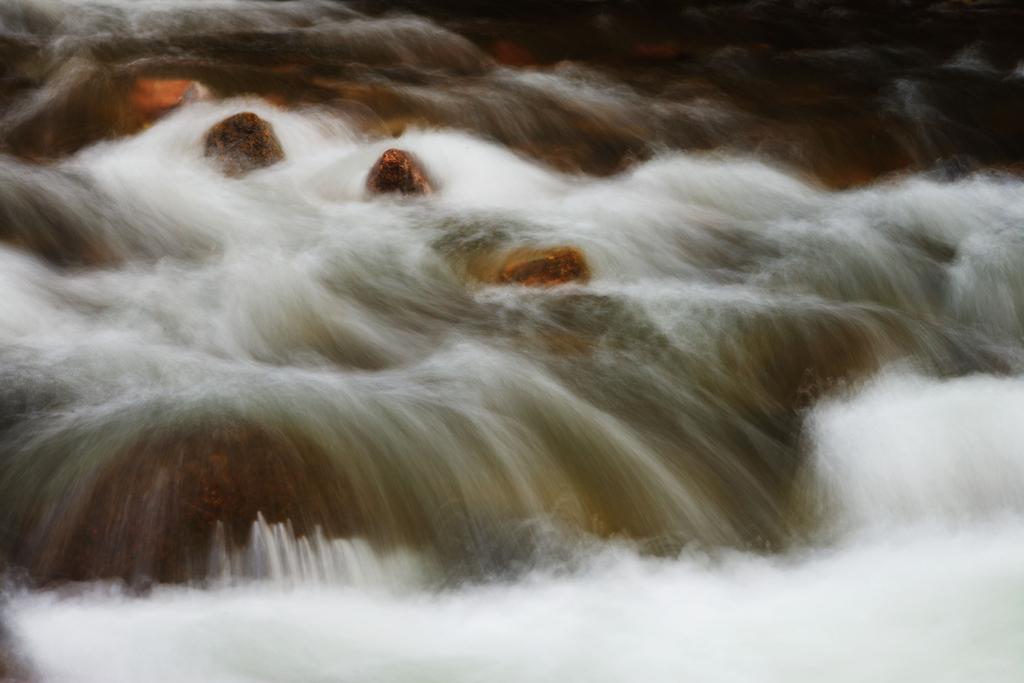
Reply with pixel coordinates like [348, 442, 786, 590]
[1, 1, 1024, 681]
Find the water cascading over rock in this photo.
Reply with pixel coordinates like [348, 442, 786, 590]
[7, 421, 357, 584]
[498, 247, 590, 287]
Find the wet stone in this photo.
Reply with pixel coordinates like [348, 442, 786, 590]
[499, 247, 590, 287]
[491, 40, 537, 67]
[203, 112, 285, 177]
[130, 79, 208, 123]
[366, 148, 433, 196]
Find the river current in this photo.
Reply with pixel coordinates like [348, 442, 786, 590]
[1, 1, 1023, 681]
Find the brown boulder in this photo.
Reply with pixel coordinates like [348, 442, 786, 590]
[15, 421, 357, 584]
[366, 148, 433, 196]
[499, 247, 590, 287]
[203, 112, 285, 177]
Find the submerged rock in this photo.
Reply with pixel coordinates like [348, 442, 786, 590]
[498, 247, 590, 287]
[14, 421, 356, 584]
[203, 112, 284, 177]
[366, 148, 433, 196]
[491, 40, 537, 67]
[130, 78, 210, 123]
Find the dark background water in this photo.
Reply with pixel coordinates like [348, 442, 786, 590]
[2, 0, 1023, 183]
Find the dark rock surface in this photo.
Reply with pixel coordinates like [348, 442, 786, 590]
[203, 112, 284, 177]
[366, 148, 433, 196]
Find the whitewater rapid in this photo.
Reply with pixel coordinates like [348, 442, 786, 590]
[6, 525, 1024, 683]
[7, 371, 1024, 683]
[1, 98, 1023, 680]
[4, 98, 1023, 571]
[3, 1, 1024, 680]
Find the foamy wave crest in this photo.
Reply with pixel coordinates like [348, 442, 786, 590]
[807, 372, 1024, 530]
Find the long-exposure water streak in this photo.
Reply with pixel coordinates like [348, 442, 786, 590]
[1, 1, 1023, 681]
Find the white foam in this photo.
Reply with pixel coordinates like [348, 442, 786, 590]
[7, 522, 1024, 683]
[808, 372, 1024, 529]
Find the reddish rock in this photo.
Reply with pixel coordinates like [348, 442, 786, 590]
[16, 421, 357, 584]
[366, 148, 433, 196]
[499, 247, 590, 287]
[203, 112, 285, 177]
[131, 79, 194, 120]
[491, 40, 537, 67]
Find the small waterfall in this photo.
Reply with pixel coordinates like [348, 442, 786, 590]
[207, 514, 432, 589]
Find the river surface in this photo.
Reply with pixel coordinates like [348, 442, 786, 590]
[1, 1, 1024, 681]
